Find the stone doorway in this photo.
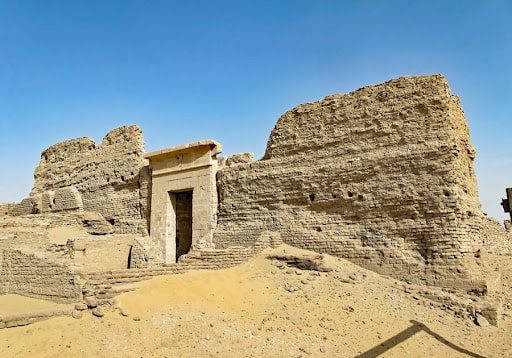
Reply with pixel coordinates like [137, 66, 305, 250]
[174, 191, 193, 262]
[145, 140, 222, 264]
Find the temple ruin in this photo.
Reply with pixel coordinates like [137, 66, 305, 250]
[145, 140, 222, 262]
[1, 74, 511, 327]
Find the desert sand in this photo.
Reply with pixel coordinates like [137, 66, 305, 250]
[0, 245, 511, 358]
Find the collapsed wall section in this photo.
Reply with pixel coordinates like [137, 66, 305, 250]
[27, 125, 150, 234]
[0, 249, 82, 302]
[214, 75, 485, 288]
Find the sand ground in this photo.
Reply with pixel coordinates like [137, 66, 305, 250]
[0, 246, 511, 358]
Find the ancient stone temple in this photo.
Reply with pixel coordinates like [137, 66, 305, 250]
[1, 74, 510, 309]
[145, 140, 222, 263]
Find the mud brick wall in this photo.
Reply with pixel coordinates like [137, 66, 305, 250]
[0, 204, 16, 216]
[51, 186, 84, 212]
[30, 125, 150, 234]
[479, 217, 512, 255]
[214, 75, 485, 282]
[0, 249, 82, 302]
[11, 197, 39, 216]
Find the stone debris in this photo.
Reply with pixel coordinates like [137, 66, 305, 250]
[333, 274, 356, 285]
[117, 307, 130, 317]
[84, 296, 99, 309]
[283, 283, 300, 293]
[474, 314, 490, 327]
[82, 212, 114, 235]
[91, 308, 104, 318]
[267, 252, 334, 273]
[74, 303, 88, 311]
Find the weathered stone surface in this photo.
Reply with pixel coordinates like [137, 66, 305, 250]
[0, 203, 16, 216]
[1, 74, 510, 303]
[213, 75, 486, 287]
[52, 186, 84, 212]
[129, 237, 164, 268]
[475, 313, 490, 327]
[33, 186, 84, 214]
[11, 197, 40, 216]
[29, 125, 149, 234]
[84, 296, 99, 309]
[480, 217, 512, 255]
[145, 141, 221, 263]
[267, 252, 334, 272]
[225, 153, 254, 166]
[0, 249, 82, 302]
[91, 308, 104, 318]
[82, 211, 114, 235]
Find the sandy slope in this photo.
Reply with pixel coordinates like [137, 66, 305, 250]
[0, 245, 511, 358]
[0, 295, 64, 316]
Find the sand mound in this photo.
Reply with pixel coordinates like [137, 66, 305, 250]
[0, 245, 511, 357]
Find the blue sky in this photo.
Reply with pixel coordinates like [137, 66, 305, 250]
[0, 0, 511, 221]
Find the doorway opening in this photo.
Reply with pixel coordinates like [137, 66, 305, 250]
[174, 190, 193, 262]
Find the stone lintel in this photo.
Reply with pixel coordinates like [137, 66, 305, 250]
[144, 140, 222, 161]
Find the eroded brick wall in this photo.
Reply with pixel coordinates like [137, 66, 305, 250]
[214, 75, 485, 283]
[29, 125, 150, 234]
[0, 204, 15, 216]
[0, 249, 82, 302]
[479, 217, 512, 255]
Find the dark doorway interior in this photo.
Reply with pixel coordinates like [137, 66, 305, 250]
[175, 191, 193, 262]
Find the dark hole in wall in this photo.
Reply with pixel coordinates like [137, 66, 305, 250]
[348, 191, 354, 198]
[309, 194, 316, 202]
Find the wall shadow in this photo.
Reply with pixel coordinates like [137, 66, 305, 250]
[355, 320, 486, 358]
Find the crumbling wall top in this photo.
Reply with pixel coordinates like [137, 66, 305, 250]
[41, 137, 96, 164]
[26, 125, 149, 232]
[101, 125, 144, 148]
[263, 74, 452, 160]
[39, 125, 144, 166]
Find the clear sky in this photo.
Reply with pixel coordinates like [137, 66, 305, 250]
[0, 1, 511, 221]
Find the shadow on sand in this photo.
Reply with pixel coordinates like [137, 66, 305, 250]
[355, 320, 486, 358]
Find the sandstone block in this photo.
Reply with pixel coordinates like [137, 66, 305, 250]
[84, 296, 98, 309]
[82, 212, 114, 235]
[91, 308, 104, 318]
